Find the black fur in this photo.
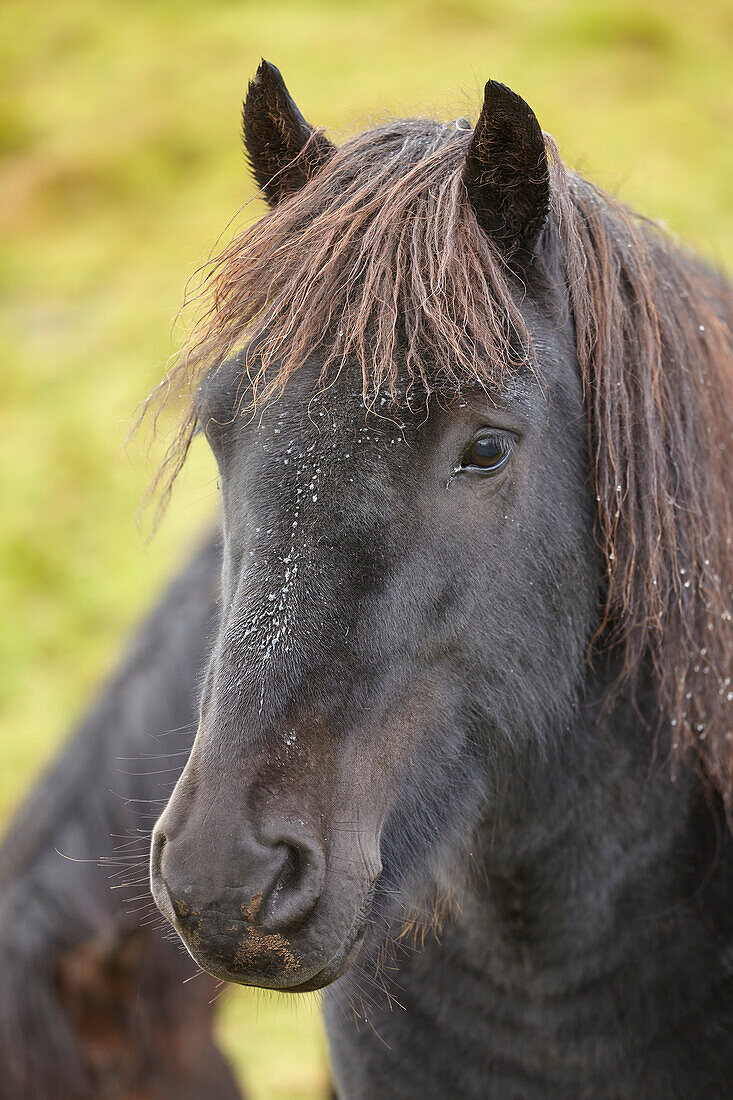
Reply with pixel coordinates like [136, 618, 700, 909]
[155, 329, 733, 1097]
[242, 60, 334, 206]
[464, 79, 550, 261]
[149, 74, 733, 1099]
[0, 536, 243, 1099]
[7, 68, 732, 1100]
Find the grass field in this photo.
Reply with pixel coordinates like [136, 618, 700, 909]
[1, 1, 731, 1095]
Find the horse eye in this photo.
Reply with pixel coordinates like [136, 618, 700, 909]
[461, 435, 513, 474]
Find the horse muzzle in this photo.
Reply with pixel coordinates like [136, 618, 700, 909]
[149, 786, 378, 990]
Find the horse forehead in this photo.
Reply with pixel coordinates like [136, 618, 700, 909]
[251, 381, 420, 470]
[218, 391, 417, 694]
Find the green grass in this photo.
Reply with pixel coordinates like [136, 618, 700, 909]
[1, 1, 730, 1095]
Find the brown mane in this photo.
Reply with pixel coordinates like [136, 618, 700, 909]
[147, 115, 733, 803]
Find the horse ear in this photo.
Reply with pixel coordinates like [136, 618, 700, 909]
[463, 81, 550, 263]
[242, 60, 336, 206]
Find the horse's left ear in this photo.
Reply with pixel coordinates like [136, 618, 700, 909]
[242, 60, 336, 206]
[463, 81, 550, 263]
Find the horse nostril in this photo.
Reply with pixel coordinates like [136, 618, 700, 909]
[150, 815, 326, 944]
[259, 835, 325, 935]
[151, 828, 198, 923]
[150, 827, 178, 924]
[150, 827, 166, 869]
[273, 842, 303, 904]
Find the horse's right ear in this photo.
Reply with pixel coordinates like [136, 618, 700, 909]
[242, 60, 336, 206]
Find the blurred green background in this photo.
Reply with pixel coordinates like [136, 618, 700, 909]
[1, 1, 731, 1096]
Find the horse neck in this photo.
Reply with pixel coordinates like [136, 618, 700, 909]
[468, 671, 732, 992]
[325, 674, 733, 1098]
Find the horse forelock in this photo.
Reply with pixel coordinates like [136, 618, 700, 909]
[145, 112, 733, 807]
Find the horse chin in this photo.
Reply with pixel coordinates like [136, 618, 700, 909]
[173, 885, 375, 993]
[279, 920, 370, 992]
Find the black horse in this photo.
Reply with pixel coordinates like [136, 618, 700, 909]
[6, 62, 731, 1098]
[0, 537, 244, 1099]
[147, 63, 733, 1097]
[140, 63, 733, 1096]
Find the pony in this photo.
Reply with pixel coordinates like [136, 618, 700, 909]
[0, 536, 244, 1099]
[100, 61, 733, 1095]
